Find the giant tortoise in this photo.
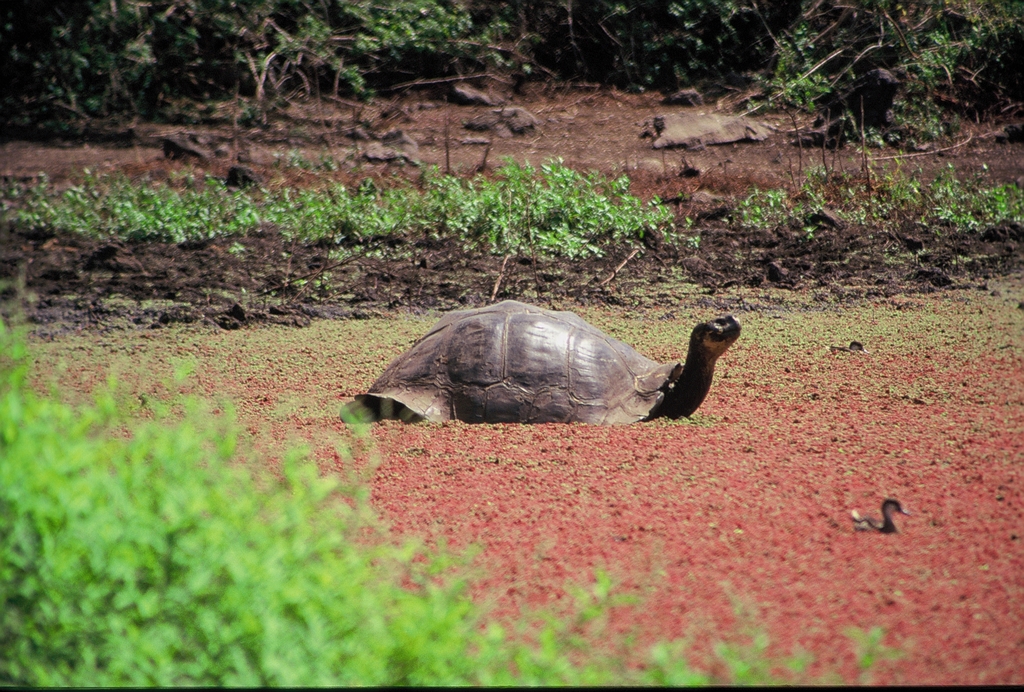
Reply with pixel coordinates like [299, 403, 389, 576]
[344, 300, 740, 425]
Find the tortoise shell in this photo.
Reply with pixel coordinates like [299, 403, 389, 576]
[350, 300, 739, 425]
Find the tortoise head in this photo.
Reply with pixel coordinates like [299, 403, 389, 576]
[654, 314, 741, 420]
[689, 315, 742, 360]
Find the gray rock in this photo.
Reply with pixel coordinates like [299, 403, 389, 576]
[662, 89, 704, 106]
[766, 261, 789, 283]
[450, 83, 502, 106]
[463, 113, 502, 131]
[647, 113, 772, 150]
[687, 191, 733, 221]
[381, 129, 419, 156]
[805, 208, 845, 230]
[225, 165, 262, 188]
[342, 125, 371, 140]
[161, 134, 212, 161]
[678, 256, 722, 286]
[462, 107, 539, 136]
[689, 191, 729, 205]
[363, 142, 415, 164]
[236, 149, 276, 166]
[498, 107, 540, 133]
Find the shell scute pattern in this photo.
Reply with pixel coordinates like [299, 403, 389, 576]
[351, 300, 740, 425]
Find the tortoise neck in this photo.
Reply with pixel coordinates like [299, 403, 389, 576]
[656, 339, 717, 419]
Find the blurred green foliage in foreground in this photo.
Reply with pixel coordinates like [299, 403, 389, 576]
[0, 318, 716, 685]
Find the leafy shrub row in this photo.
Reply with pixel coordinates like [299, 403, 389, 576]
[4, 160, 1019, 256]
[732, 164, 1024, 238]
[2, 1, 1021, 131]
[1, 160, 673, 258]
[1, 319, 720, 685]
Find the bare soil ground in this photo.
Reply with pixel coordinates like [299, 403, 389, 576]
[2, 86, 1023, 334]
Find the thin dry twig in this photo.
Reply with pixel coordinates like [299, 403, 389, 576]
[536, 92, 597, 114]
[383, 72, 511, 92]
[444, 96, 451, 175]
[795, 46, 847, 86]
[747, 46, 844, 118]
[860, 97, 871, 192]
[867, 135, 973, 161]
[262, 253, 362, 298]
[786, 107, 804, 176]
[475, 143, 492, 173]
[491, 254, 512, 302]
[598, 248, 642, 287]
[881, 9, 917, 60]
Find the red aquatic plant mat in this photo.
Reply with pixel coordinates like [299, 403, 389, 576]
[313, 308, 1023, 684]
[31, 291, 1023, 683]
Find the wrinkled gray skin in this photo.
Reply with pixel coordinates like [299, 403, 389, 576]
[345, 300, 740, 425]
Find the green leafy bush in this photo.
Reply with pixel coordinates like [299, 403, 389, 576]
[765, 1, 1024, 139]
[0, 323, 498, 685]
[0, 320, 724, 686]
[818, 165, 1023, 234]
[723, 164, 1024, 236]
[0, 0, 494, 127]
[423, 160, 673, 258]
[0, 0, 797, 125]
[8, 173, 261, 243]
[736, 188, 791, 231]
[2, 162, 672, 258]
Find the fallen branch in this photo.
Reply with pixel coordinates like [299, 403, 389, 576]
[383, 73, 511, 92]
[475, 143, 492, 173]
[598, 248, 642, 287]
[868, 135, 973, 162]
[491, 254, 513, 302]
[322, 94, 365, 109]
[444, 96, 451, 175]
[261, 252, 362, 298]
[745, 46, 846, 116]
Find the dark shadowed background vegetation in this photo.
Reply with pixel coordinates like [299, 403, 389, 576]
[2, 0, 1022, 132]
